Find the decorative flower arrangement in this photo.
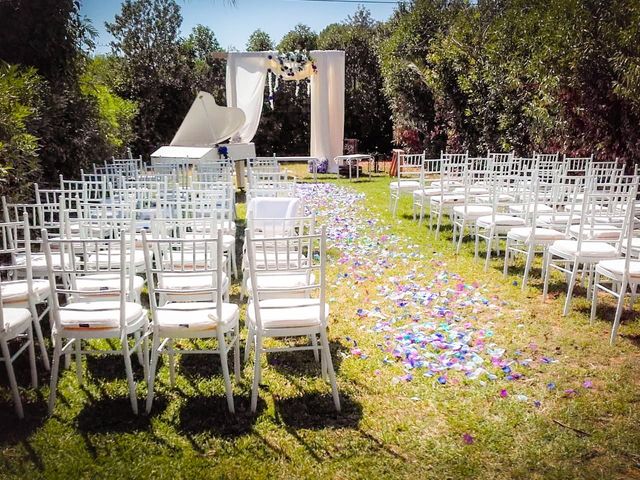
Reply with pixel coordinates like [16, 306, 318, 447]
[267, 50, 317, 108]
[309, 158, 328, 174]
[216, 145, 229, 159]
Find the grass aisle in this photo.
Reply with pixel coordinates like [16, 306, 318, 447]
[1, 174, 639, 479]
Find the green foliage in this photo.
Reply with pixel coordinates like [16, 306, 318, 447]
[106, 0, 194, 155]
[80, 56, 138, 151]
[379, 0, 640, 163]
[0, 63, 42, 200]
[277, 24, 318, 52]
[317, 7, 392, 153]
[246, 29, 274, 51]
[183, 24, 226, 105]
[0, 0, 112, 182]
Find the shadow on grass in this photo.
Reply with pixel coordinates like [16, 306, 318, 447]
[266, 340, 347, 377]
[177, 394, 265, 438]
[274, 391, 362, 430]
[179, 346, 241, 380]
[85, 347, 147, 382]
[75, 396, 165, 434]
[0, 397, 47, 445]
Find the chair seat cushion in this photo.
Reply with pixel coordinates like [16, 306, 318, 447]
[16, 253, 76, 271]
[549, 240, 618, 258]
[430, 194, 465, 205]
[59, 301, 144, 330]
[569, 224, 621, 241]
[452, 205, 493, 217]
[507, 227, 566, 242]
[0, 308, 31, 335]
[155, 302, 239, 335]
[412, 188, 442, 198]
[1, 280, 50, 303]
[537, 213, 581, 226]
[390, 180, 420, 192]
[74, 274, 145, 296]
[508, 203, 553, 214]
[247, 272, 315, 297]
[247, 298, 328, 329]
[86, 250, 146, 268]
[596, 259, 640, 280]
[476, 215, 527, 227]
[158, 272, 229, 293]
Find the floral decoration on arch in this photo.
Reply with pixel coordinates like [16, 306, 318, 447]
[266, 50, 317, 108]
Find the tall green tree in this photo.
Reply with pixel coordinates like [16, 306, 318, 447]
[0, 0, 112, 180]
[278, 24, 318, 52]
[318, 7, 392, 153]
[246, 29, 274, 51]
[184, 24, 226, 104]
[106, 0, 193, 155]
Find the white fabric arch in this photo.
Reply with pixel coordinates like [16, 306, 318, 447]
[225, 50, 345, 173]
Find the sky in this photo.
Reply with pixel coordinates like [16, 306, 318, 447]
[80, 0, 400, 55]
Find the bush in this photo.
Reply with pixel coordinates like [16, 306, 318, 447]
[0, 63, 43, 201]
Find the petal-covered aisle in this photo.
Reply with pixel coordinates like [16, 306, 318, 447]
[297, 183, 561, 396]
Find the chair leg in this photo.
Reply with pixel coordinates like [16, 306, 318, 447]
[311, 334, 319, 362]
[134, 331, 143, 365]
[610, 279, 628, 345]
[233, 330, 241, 381]
[521, 243, 535, 289]
[319, 329, 340, 412]
[121, 335, 138, 415]
[474, 225, 480, 259]
[1, 339, 24, 419]
[503, 238, 511, 276]
[244, 324, 253, 363]
[48, 339, 62, 414]
[542, 251, 553, 300]
[145, 335, 161, 414]
[231, 247, 238, 280]
[27, 325, 37, 388]
[142, 334, 149, 382]
[456, 218, 466, 253]
[484, 228, 495, 271]
[218, 332, 235, 414]
[250, 333, 262, 413]
[168, 339, 176, 388]
[435, 209, 442, 239]
[75, 338, 82, 385]
[590, 270, 600, 324]
[563, 260, 580, 316]
[29, 302, 50, 371]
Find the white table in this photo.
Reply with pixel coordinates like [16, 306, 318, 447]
[334, 154, 374, 181]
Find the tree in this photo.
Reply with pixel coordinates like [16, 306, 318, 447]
[0, 63, 43, 200]
[246, 29, 274, 51]
[278, 24, 318, 52]
[106, 0, 193, 155]
[318, 7, 392, 153]
[0, 0, 112, 181]
[183, 24, 226, 104]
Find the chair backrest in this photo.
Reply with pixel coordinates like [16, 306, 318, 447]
[246, 226, 326, 324]
[246, 197, 302, 223]
[142, 230, 225, 311]
[488, 151, 515, 176]
[565, 155, 593, 174]
[396, 153, 425, 181]
[249, 157, 281, 173]
[42, 231, 134, 329]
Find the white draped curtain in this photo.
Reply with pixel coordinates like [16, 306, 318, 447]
[225, 51, 275, 144]
[226, 50, 345, 173]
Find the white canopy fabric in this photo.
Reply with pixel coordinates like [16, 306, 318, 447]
[226, 52, 275, 144]
[310, 50, 345, 174]
[170, 91, 245, 147]
[226, 50, 345, 172]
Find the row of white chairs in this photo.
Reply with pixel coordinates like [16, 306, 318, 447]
[390, 151, 639, 344]
[1, 158, 340, 418]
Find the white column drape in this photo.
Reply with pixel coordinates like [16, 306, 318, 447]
[310, 50, 345, 173]
[225, 52, 275, 143]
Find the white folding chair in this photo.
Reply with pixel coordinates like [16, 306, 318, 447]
[245, 225, 340, 413]
[142, 230, 240, 413]
[43, 232, 149, 414]
[390, 152, 424, 217]
[591, 189, 640, 344]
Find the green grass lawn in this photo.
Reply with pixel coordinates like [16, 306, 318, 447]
[1, 169, 640, 479]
